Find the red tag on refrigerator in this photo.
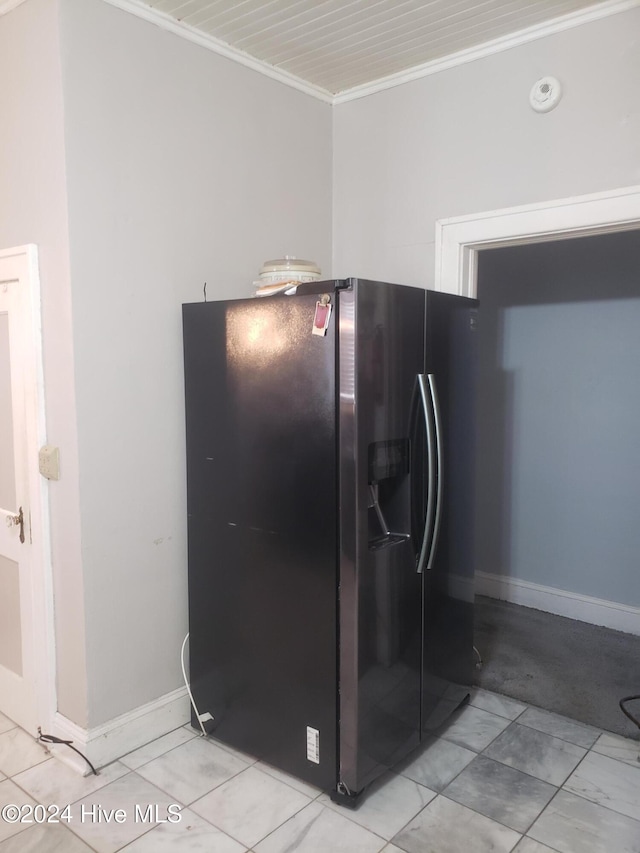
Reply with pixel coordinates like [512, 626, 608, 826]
[312, 300, 332, 336]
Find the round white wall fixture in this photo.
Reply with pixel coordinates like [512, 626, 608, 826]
[529, 76, 562, 113]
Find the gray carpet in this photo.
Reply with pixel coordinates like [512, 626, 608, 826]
[474, 595, 640, 740]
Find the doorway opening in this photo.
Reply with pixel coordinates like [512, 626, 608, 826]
[435, 186, 640, 737]
[473, 229, 640, 738]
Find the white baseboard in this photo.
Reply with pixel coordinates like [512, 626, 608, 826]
[476, 571, 640, 637]
[47, 687, 190, 775]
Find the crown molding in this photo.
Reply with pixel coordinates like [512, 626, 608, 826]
[334, 0, 640, 103]
[0, 0, 27, 14]
[100, 0, 334, 104]
[2, 0, 638, 106]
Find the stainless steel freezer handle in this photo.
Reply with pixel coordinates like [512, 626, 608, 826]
[425, 374, 443, 572]
[416, 374, 436, 574]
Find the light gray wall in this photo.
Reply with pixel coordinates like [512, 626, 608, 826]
[4, 0, 639, 732]
[476, 230, 640, 606]
[0, 0, 88, 725]
[332, 5, 640, 287]
[58, 0, 333, 725]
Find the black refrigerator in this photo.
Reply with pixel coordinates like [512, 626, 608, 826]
[182, 277, 477, 805]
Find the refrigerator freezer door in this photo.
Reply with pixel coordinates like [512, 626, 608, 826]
[338, 280, 427, 797]
[183, 294, 338, 790]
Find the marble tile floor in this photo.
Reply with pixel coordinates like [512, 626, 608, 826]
[0, 689, 639, 852]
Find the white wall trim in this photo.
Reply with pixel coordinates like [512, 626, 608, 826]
[0, 244, 56, 735]
[476, 572, 640, 636]
[435, 184, 640, 297]
[49, 687, 190, 774]
[23, 244, 57, 733]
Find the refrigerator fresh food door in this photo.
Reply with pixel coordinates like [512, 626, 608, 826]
[183, 292, 338, 790]
[422, 291, 477, 731]
[337, 279, 426, 799]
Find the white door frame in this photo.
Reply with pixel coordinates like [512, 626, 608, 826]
[433, 184, 640, 634]
[435, 185, 640, 298]
[0, 244, 56, 732]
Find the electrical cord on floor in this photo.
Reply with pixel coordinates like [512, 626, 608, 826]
[619, 695, 640, 731]
[36, 635, 210, 776]
[181, 632, 209, 736]
[37, 728, 98, 776]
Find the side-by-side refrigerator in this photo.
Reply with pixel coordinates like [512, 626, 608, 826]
[182, 278, 477, 805]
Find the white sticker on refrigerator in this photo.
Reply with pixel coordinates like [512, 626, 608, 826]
[306, 726, 320, 764]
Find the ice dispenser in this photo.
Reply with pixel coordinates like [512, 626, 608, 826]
[367, 439, 411, 550]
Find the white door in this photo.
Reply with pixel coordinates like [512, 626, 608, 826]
[0, 246, 49, 734]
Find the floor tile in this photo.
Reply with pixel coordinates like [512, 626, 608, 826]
[517, 706, 600, 748]
[197, 732, 259, 767]
[529, 789, 640, 853]
[470, 689, 527, 721]
[0, 779, 36, 843]
[319, 772, 436, 840]
[443, 755, 556, 833]
[120, 727, 197, 771]
[0, 728, 50, 776]
[13, 756, 129, 806]
[563, 750, 640, 821]
[592, 732, 640, 768]
[254, 801, 385, 853]
[254, 760, 322, 799]
[513, 838, 560, 852]
[0, 714, 15, 736]
[66, 771, 181, 853]
[484, 722, 586, 786]
[3, 685, 639, 853]
[135, 736, 249, 805]
[397, 736, 476, 792]
[191, 765, 311, 848]
[0, 821, 95, 852]
[392, 795, 521, 853]
[438, 705, 512, 752]
[117, 806, 247, 852]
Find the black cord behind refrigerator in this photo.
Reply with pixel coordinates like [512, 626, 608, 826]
[619, 695, 640, 731]
[37, 728, 98, 775]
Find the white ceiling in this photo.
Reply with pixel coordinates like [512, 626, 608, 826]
[113, 0, 635, 99]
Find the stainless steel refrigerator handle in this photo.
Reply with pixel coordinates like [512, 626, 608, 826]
[425, 374, 443, 572]
[416, 374, 436, 574]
